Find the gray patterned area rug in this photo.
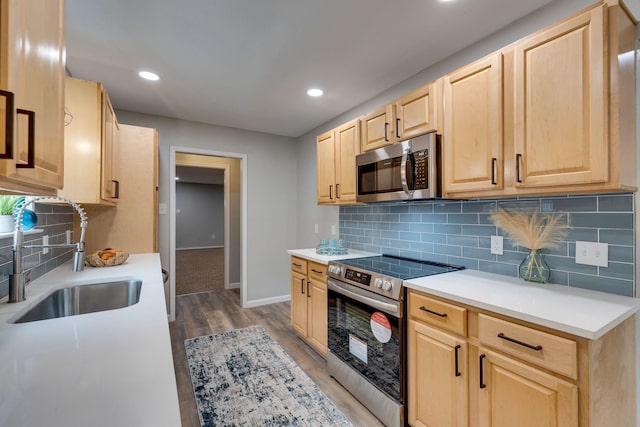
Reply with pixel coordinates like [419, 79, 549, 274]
[185, 325, 353, 427]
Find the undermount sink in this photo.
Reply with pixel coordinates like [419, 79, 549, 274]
[13, 279, 142, 323]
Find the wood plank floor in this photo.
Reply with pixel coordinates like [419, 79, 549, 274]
[169, 288, 384, 427]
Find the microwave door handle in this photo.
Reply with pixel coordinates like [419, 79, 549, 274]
[400, 147, 414, 197]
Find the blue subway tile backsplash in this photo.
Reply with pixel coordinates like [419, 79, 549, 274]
[0, 203, 75, 300]
[340, 193, 635, 297]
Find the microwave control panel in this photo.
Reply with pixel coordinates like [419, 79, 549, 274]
[414, 149, 429, 189]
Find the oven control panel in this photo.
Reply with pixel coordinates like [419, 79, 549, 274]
[344, 269, 371, 286]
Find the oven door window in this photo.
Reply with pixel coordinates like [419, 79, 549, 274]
[328, 288, 402, 402]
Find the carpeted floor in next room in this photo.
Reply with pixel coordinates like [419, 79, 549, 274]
[176, 248, 224, 295]
[169, 288, 383, 427]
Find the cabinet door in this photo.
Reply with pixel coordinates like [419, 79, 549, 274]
[395, 81, 438, 141]
[361, 104, 394, 152]
[101, 91, 120, 202]
[408, 319, 468, 427]
[290, 271, 308, 337]
[0, 0, 64, 191]
[335, 119, 360, 204]
[307, 278, 328, 357]
[443, 53, 503, 194]
[513, 5, 606, 188]
[317, 130, 336, 204]
[477, 349, 578, 427]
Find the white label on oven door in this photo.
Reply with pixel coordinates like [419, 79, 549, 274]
[349, 334, 368, 364]
[370, 311, 392, 343]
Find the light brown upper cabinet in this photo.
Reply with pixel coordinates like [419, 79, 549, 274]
[443, 54, 503, 195]
[317, 119, 360, 205]
[513, 4, 606, 189]
[0, 0, 65, 195]
[395, 80, 440, 141]
[361, 104, 394, 152]
[59, 77, 121, 205]
[361, 81, 440, 152]
[442, 1, 636, 199]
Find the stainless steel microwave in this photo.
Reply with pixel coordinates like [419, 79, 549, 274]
[356, 133, 441, 203]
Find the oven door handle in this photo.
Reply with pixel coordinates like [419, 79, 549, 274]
[328, 279, 400, 317]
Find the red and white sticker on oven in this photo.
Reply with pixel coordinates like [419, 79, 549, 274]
[370, 311, 392, 343]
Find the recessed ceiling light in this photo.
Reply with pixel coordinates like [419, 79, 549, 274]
[139, 71, 160, 81]
[307, 88, 323, 97]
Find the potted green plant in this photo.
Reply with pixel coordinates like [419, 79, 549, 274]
[0, 195, 20, 233]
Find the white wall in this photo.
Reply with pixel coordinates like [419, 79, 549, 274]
[116, 110, 298, 303]
[294, 0, 595, 248]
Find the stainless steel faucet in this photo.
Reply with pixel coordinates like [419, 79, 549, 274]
[8, 196, 88, 303]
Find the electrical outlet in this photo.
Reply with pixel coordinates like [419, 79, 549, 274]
[490, 235, 503, 255]
[42, 235, 49, 255]
[330, 225, 336, 235]
[575, 241, 608, 267]
[314, 224, 319, 234]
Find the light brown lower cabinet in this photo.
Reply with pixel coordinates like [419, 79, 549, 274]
[290, 256, 327, 357]
[407, 290, 636, 427]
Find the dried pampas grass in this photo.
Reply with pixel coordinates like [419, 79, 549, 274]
[490, 207, 570, 250]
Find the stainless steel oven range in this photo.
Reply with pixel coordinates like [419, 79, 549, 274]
[326, 255, 463, 427]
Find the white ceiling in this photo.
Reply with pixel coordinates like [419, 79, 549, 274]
[65, 0, 555, 138]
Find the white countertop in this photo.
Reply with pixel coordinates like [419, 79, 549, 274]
[287, 248, 379, 264]
[0, 253, 181, 427]
[405, 269, 640, 339]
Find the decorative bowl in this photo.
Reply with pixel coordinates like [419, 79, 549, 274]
[86, 248, 129, 267]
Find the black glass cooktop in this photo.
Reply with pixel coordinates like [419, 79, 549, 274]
[337, 255, 464, 280]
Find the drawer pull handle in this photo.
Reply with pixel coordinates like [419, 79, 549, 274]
[292, 262, 302, 267]
[454, 345, 461, 377]
[311, 269, 323, 274]
[419, 306, 447, 318]
[479, 354, 486, 388]
[498, 332, 543, 351]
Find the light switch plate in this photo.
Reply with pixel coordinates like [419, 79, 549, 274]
[158, 203, 167, 215]
[575, 241, 608, 267]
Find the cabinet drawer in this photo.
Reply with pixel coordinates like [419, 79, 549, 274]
[409, 292, 467, 337]
[478, 314, 577, 379]
[308, 261, 327, 282]
[291, 257, 307, 275]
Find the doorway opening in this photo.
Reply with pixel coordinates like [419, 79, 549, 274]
[175, 165, 226, 295]
[169, 146, 248, 321]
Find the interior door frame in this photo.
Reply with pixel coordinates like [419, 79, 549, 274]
[169, 146, 248, 321]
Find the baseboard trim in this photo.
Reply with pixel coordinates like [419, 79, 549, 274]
[227, 282, 240, 289]
[244, 294, 291, 308]
[177, 245, 224, 251]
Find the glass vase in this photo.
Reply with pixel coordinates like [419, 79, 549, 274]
[519, 249, 551, 283]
